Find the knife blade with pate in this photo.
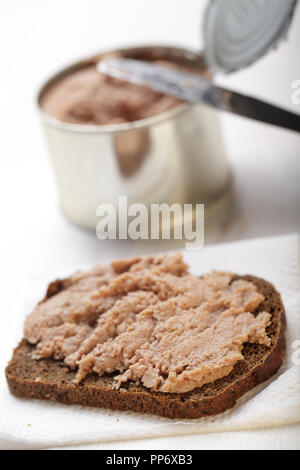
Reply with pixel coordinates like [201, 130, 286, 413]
[97, 58, 300, 133]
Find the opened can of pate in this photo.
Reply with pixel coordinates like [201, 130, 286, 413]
[37, 45, 231, 230]
[37, 0, 298, 232]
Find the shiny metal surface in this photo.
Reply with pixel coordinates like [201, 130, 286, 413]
[204, 0, 298, 74]
[37, 46, 231, 230]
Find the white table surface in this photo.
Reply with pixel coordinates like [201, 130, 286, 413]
[0, 0, 299, 450]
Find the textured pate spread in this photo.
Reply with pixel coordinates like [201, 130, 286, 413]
[40, 62, 183, 125]
[40, 55, 209, 126]
[24, 254, 271, 393]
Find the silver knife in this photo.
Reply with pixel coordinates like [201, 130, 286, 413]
[98, 58, 300, 134]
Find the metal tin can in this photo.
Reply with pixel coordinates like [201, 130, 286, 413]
[37, 46, 231, 230]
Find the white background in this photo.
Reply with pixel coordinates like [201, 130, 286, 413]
[0, 0, 299, 449]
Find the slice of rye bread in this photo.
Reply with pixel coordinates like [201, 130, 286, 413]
[5, 274, 286, 419]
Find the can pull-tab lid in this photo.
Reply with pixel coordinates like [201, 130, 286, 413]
[204, 0, 297, 74]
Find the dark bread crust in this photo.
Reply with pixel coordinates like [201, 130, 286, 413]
[5, 275, 286, 419]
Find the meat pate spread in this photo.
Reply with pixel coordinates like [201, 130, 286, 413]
[40, 58, 208, 126]
[24, 254, 271, 393]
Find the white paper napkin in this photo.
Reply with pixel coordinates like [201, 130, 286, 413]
[1, 234, 299, 449]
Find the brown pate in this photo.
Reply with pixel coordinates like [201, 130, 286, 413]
[24, 254, 272, 394]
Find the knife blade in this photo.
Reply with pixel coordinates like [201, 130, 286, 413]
[97, 58, 300, 134]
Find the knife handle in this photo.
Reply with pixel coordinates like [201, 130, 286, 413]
[222, 89, 300, 133]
